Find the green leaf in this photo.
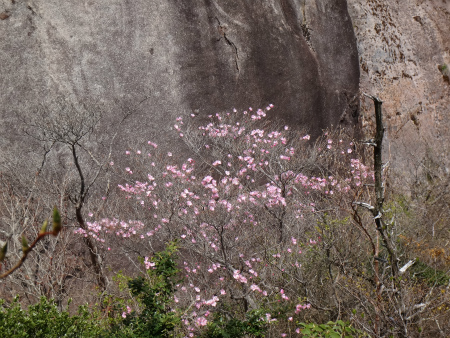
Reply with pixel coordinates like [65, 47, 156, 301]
[328, 333, 341, 338]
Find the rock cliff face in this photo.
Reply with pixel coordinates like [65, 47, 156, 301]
[347, 0, 450, 179]
[1, 0, 449, 176]
[0, 0, 358, 147]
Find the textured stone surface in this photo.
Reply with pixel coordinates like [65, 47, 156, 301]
[0, 0, 359, 150]
[347, 0, 450, 180]
[2, 0, 448, 180]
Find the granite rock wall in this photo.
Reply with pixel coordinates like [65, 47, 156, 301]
[0, 0, 359, 150]
[348, 0, 450, 183]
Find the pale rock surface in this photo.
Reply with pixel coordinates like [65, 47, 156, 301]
[1, 0, 449, 183]
[0, 0, 359, 152]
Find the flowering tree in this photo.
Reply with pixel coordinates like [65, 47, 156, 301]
[75, 103, 450, 337]
[76, 104, 373, 335]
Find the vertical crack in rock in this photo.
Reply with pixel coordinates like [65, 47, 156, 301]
[26, 2, 38, 36]
[27, 3, 37, 16]
[299, 1, 314, 52]
[215, 17, 239, 75]
[280, 0, 315, 53]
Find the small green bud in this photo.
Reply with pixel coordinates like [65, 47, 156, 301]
[438, 63, 449, 78]
[438, 63, 448, 72]
[52, 207, 61, 236]
[40, 219, 49, 235]
[0, 243, 7, 262]
[22, 236, 29, 252]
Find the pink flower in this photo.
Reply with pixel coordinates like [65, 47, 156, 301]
[196, 317, 208, 327]
[250, 284, 261, 292]
[144, 257, 156, 270]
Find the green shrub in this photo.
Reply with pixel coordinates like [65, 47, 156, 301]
[0, 297, 103, 338]
[201, 308, 269, 338]
[412, 260, 450, 286]
[298, 320, 365, 337]
[108, 241, 181, 338]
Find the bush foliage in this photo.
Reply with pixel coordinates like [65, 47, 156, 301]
[1, 103, 449, 337]
[0, 297, 102, 338]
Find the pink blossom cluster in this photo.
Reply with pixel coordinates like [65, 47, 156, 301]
[122, 306, 132, 319]
[350, 158, 374, 187]
[74, 218, 144, 242]
[295, 303, 311, 314]
[144, 256, 156, 270]
[76, 105, 374, 335]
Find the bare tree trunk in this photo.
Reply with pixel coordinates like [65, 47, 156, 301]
[71, 144, 106, 291]
[75, 207, 106, 290]
[367, 95, 399, 278]
[360, 94, 400, 336]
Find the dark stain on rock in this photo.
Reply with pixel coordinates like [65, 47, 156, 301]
[0, 12, 10, 20]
